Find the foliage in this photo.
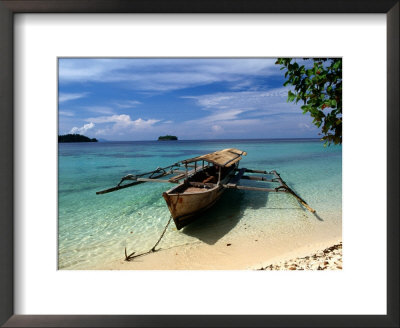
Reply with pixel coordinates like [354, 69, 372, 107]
[275, 58, 342, 145]
[158, 135, 178, 141]
[58, 134, 98, 143]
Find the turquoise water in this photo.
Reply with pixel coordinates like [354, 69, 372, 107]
[58, 139, 342, 269]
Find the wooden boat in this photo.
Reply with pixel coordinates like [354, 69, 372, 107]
[162, 148, 245, 229]
[96, 148, 315, 230]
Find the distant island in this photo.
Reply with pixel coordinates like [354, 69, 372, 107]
[158, 135, 178, 141]
[58, 134, 98, 143]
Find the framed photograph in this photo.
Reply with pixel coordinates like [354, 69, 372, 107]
[1, 1, 398, 327]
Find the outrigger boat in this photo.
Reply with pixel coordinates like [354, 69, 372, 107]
[97, 148, 315, 230]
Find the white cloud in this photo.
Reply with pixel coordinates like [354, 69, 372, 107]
[86, 114, 160, 132]
[58, 58, 279, 92]
[174, 86, 319, 139]
[59, 92, 88, 103]
[115, 100, 142, 109]
[230, 80, 255, 90]
[69, 122, 95, 134]
[211, 125, 223, 133]
[205, 109, 245, 122]
[82, 106, 115, 115]
[298, 123, 313, 130]
[184, 88, 290, 113]
[181, 87, 297, 130]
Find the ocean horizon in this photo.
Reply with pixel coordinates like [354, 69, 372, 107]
[92, 137, 322, 142]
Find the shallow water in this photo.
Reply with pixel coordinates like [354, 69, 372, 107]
[58, 139, 342, 269]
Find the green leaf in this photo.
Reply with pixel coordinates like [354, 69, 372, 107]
[333, 60, 341, 70]
[276, 57, 342, 145]
[287, 91, 296, 102]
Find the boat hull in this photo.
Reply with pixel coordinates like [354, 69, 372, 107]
[163, 186, 225, 230]
[163, 165, 236, 230]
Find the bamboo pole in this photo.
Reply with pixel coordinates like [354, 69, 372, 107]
[137, 178, 177, 183]
[96, 181, 145, 194]
[285, 189, 316, 213]
[240, 175, 276, 182]
[235, 168, 268, 174]
[270, 170, 316, 213]
[96, 165, 177, 195]
[133, 163, 179, 178]
[223, 184, 278, 192]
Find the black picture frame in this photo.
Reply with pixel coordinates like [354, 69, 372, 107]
[0, 1, 398, 327]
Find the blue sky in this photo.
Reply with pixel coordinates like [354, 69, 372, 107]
[58, 58, 320, 141]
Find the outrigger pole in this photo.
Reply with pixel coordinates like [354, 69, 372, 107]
[270, 170, 316, 213]
[96, 161, 210, 195]
[96, 163, 181, 195]
[189, 168, 316, 213]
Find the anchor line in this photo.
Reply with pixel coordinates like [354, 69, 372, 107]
[124, 215, 173, 261]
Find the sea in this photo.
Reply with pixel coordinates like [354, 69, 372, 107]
[58, 139, 342, 269]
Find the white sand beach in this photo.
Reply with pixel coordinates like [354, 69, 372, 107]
[258, 242, 342, 270]
[91, 217, 342, 270]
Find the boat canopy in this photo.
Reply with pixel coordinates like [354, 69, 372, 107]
[181, 148, 247, 167]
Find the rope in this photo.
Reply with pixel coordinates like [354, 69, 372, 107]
[124, 216, 173, 261]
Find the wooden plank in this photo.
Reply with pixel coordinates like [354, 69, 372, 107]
[235, 168, 269, 174]
[168, 168, 197, 182]
[226, 168, 246, 187]
[223, 184, 277, 192]
[182, 148, 246, 167]
[222, 155, 242, 167]
[172, 170, 187, 174]
[240, 175, 276, 182]
[221, 153, 240, 166]
[168, 173, 186, 182]
[246, 168, 268, 174]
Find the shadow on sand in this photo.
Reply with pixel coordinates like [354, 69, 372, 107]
[181, 182, 324, 244]
[181, 189, 269, 245]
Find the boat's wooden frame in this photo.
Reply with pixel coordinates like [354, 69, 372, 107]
[96, 148, 315, 230]
[162, 162, 238, 230]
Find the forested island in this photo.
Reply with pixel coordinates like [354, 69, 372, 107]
[158, 135, 178, 141]
[58, 134, 98, 143]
